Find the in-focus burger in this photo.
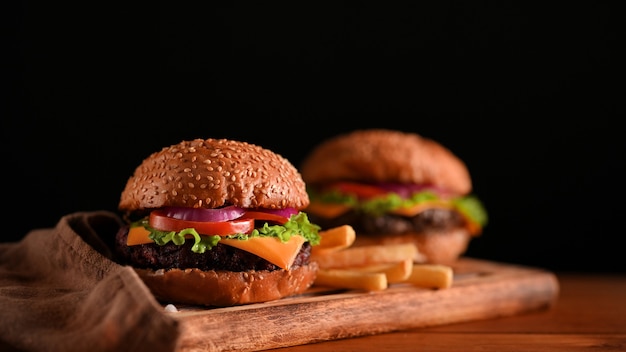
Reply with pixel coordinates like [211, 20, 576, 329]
[300, 129, 487, 264]
[115, 138, 321, 307]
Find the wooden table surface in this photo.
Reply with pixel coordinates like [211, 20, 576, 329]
[268, 273, 626, 352]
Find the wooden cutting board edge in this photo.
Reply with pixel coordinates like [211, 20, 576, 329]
[171, 258, 560, 352]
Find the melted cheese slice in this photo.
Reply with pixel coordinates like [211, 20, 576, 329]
[126, 226, 305, 270]
[389, 200, 454, 217]
[221, 236, 305, 270]
[127, 226, 153, 245]
[304, 201, 351, 218]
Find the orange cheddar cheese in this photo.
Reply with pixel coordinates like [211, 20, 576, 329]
[220, 236, 305, 270]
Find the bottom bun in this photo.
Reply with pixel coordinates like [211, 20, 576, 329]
[134, 262, 319, 307]
[352, 228, 471, 265]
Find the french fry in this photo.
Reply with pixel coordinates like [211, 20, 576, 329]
[406, 264, 453, 289]
[310, 226, 453, 292]
[312, 225, 356, 254]
[312, 243, 418, 269]
[352, 258, 413, 283]
[315, 268, 388, 291]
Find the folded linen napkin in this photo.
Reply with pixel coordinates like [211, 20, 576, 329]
[0, 211, 180, 352]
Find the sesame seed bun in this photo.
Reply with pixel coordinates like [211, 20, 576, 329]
[300, 129, 472, 196]
[119, 138, 310, 214]
[300, 129, 481, 264]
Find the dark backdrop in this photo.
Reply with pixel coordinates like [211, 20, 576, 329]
[4, 3, 624, 273]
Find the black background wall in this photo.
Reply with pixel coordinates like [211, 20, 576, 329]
[4, 3, 624, 273]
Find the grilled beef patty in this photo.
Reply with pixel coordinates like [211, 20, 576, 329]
[114, 225, 312, 272]
[309, 208, 465, 238]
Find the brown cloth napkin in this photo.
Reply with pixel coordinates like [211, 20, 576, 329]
[0, 211, 180, 352]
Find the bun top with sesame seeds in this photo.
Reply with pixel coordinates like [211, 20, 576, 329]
[300, 129, 472, 196]
[119, 138, 310, 214]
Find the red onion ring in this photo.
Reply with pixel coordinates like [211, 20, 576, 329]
[376, 183, 443, 198]
[162, 206, 245, 222]
[254, 207, 299, 218]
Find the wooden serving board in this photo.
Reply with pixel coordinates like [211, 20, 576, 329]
[169, 258, 559, 352]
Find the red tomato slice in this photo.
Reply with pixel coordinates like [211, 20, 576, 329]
[330, 182, 388, 199]
[149, 210, 255, 235]
[240, 211, 290, 225]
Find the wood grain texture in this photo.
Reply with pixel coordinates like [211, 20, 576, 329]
[268, 274, 626, 352]
[169, 258, 559, 352]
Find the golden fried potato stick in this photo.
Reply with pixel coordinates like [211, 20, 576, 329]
[406, 264, 453, 289]
[352, 259, 413, 284]
[315, 269, 388, 291]
[312, 225, 356, 254]
[312, 243, 418, 269]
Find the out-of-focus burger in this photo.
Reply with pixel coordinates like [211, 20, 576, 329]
[115, 138, 321, 307]
[300, 129, 487, 264]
